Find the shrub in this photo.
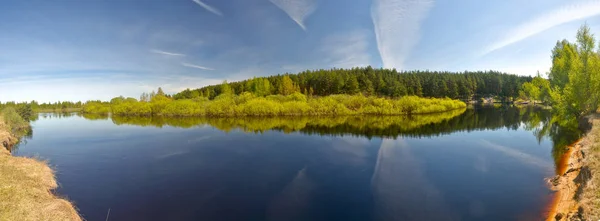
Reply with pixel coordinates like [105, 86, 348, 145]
[236, 98, 282, 116]
[90, 94, 466, 117]
[1, 107, 30, 136]
[82, 102, 110, 114]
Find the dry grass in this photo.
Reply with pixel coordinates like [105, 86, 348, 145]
[0, 115, 81, 221]
[581, 118, 600, 219]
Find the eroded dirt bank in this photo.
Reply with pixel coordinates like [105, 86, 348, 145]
[0, 117, 81, 221]
[546, 117, 599, 221]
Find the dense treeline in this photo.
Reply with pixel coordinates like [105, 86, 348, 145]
[174, 68, 532, 101]
[83, 89, 466, 116]
[0, 101, 83, 113]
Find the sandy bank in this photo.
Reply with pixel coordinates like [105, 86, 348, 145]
[546, 117, 599, 221]
[0, 117, 81, 221]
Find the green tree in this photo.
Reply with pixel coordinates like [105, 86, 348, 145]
[548, 24, 600, 119]
[157, 87, 165, 96]
[220, 80, 233, 96]
[346, 75, 360, 94]
[280, 75, 297, 95]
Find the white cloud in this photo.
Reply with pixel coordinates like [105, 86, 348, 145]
[181, 62, 215, 71]
[321, 30, 371, 68]
[483, 0, 600, 55]
[192, 0, 223, 16]
[269, 0, 317, 30]
[150, 49, 186, 56]
[371, 0, 434, 70]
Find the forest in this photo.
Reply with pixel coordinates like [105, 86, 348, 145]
[174, 69, 533, 101]
[0, 101, 82, 115]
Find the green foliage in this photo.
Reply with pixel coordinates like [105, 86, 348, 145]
[150, 94, 171, 115]
[82, 102, 111, 114]
[173, 68, 532, 101]
[1, 107, 30, 136]
[84, 93, 466, 117]
[0, 101, 83, 113]
[161, 100, 205, 116]
[279, 75, 299, 95]
[15, 104, 33, 121]
[521, 82, 540, 102]
[548, 24, 600, 121]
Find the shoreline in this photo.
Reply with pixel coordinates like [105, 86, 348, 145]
[0, 118, 81, 221]
[546, 117, 599, 221]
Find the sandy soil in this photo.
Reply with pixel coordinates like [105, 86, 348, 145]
[546, 117, 599, 221]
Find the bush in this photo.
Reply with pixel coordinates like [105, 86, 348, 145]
[1, 107, 30, 136]
[86, 94, 467, 117]
[236, 98, 282, 116]
[82, 102, 110, 114]
[162, 100, 204, 116]
[281, 101, 311, 115]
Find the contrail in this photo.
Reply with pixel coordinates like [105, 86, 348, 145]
[482, 0, 600, 56]
[150, 49, 185, 56]
[269, 0, 317, 30]
[192, 0, 223, 16]
[371, 0, 434, 70]
[182, 62, 215, 71]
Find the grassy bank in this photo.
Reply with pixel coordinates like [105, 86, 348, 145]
[580, 117, 600, 219]
[0, 108, 81, 221]
[83, 93, 467, 117]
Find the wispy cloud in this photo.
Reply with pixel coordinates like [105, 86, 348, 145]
[150, 49, 186, 56]
[483, 0, 600, 55]
[321, 30, 371, 68]
[192, 0, 223, 16]
[182, 62, 215, 71]
[371, 0, 434, 69]
[269, 0, 317, 30]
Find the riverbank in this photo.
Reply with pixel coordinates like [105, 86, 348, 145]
[546, 116, 599, 221]
[0, 115, 81, 221]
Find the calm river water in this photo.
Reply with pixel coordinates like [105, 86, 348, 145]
[13, 106, 581, 221]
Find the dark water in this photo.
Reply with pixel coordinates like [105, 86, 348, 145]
[14, 107, 582, 221]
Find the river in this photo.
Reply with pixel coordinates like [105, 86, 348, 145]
[12, 106, 581, 221]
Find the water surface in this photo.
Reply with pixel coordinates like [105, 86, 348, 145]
[14, 107, 580, 221]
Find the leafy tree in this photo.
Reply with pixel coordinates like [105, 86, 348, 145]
[548, 24, 600, 120]
[280, 75, 297, 95]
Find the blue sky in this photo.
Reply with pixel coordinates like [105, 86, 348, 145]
[1, 0, 600, 102]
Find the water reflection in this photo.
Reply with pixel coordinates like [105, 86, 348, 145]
[80, 107, 583, 155]
[77, 106, 587, 173]
[372, 139, 458, 220]
[15, 106, 587, 221]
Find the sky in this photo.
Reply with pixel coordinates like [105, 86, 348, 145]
[1, 0, 600, 102]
